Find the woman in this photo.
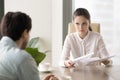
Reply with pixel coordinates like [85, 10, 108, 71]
[60, 8, 111, 68]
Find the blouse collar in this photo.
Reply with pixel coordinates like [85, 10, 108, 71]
[76, 31, 90, 42]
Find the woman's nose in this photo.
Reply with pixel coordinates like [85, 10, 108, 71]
[78, 25, 83, 29]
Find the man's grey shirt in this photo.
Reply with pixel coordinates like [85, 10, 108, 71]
[0, 36, 40, 80]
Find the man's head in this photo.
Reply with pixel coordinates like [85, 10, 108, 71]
[0, 12, 32, 49]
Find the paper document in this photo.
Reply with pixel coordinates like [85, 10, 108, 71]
[95, 54, 115, 62]
[71, 54, 115, 65]
[72, 52, 94, 63]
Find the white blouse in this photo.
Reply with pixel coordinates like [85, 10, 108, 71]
[60, 31, 110, 66]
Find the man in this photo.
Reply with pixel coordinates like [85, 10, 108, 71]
[0, 12, 58, 80]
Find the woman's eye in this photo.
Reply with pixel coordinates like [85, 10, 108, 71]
[82, 22, 87, 26]
[76, 23, 79, 25]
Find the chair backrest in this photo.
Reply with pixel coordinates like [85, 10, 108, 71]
[68, 23, 100, 34]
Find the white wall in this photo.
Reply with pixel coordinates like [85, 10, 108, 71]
[5, 0, 52, 63]
[52, 0, 63, 66]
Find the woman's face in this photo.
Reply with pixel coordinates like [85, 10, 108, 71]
[73, 16, 90, 38]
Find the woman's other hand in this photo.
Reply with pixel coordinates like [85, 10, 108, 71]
[64, 60, 75, 68]
[102, 59, 113, 66]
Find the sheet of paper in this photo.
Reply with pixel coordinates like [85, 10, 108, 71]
[71, 54, 115, 65]
[71, 52, 94, 63]
[96, 54, 115, 62]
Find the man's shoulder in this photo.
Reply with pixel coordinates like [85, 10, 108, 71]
[10, 47, 32, 64]
[15, 48, 31, 59]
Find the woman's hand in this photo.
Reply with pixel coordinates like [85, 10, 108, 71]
[102, 60, 110, 65]
[43, 74, 59, 80]
[64, 60, 75, 68]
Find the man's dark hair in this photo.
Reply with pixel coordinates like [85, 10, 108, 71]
[0, 12, 32, 41]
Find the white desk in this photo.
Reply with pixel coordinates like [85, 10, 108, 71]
[39, 65, 120, 80]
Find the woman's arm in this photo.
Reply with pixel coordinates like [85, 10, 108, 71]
[59, 35, 73, 67]
[97, 36, 112, 65]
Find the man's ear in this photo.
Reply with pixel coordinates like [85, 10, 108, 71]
[22, 29, 28, 39]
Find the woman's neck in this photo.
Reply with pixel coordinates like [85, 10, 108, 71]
[78, 31, 88, 39]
